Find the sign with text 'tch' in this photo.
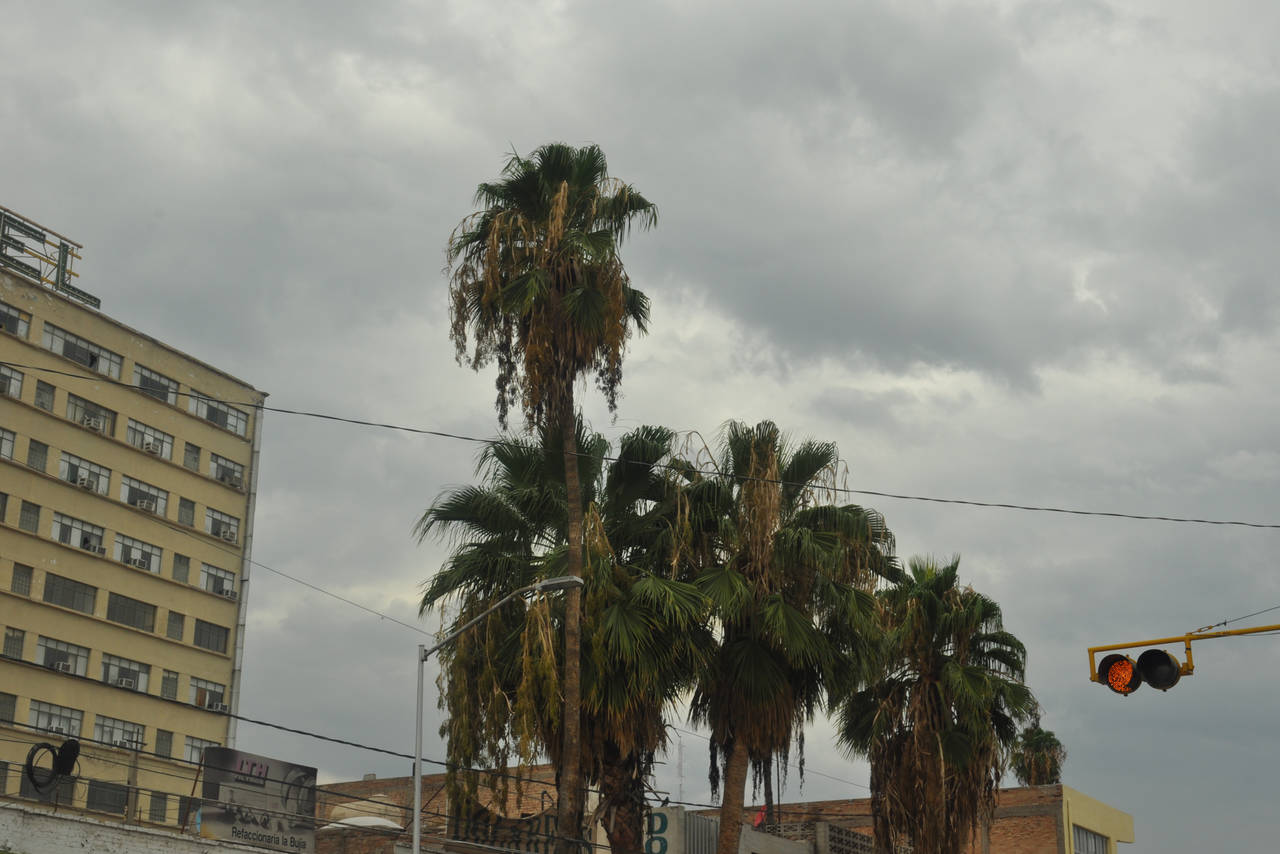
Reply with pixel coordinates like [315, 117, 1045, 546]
[201, 747, 317, 852]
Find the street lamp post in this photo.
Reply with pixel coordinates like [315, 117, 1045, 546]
[412, 575, 585, 854]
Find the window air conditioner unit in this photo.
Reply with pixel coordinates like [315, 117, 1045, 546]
[217, 471, 244, 489]
[142, 440, 162, 455]
[218, 528, 237, 543]
[53, 661, 74, 673]
[206, 701, 229, 713]
[219, 588, 238, 601]
[114, 739, 133, 748]
[77, 473, 97, 489]
[81, 414, 104, 432]
[116, 677, 136, 690]
[82, 540, 106, 555]
[136, 498, 157, 513]
[49, 726, 66, 735]
[131, 558, 150, 570]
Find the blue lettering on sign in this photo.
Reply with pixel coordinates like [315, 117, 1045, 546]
[645, 812, 669, 854]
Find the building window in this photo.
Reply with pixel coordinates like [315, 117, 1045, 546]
[120, 475, 168, 514]
[209, 453, 245, 488]
[42, 323, 123, 378]
[0, 300, 31, 337]
[11, 564, 32, 595]
[94, 715, 145, 748]
[20, 772, 75, 804]
[59, 451, 111, 494]
[114, 533, 162, 573]
[42, 572, 97, 614]
[86, 780, 129, 815]
[106, 593, 156, 633]
[161, 670, 179, 700]
[185, 736, 220, 764]
[125, 419, 173, 459]
[133, 364, 179, 405]
[28, 699, 83, 736]
[66, 393, 118, 436]
[206, 508, 240, 543]
[52, 512, 106, 554]
[166, 612, 185, 641]
[178, 498, 195, 526]
[149, 791, 169, 823]
[18, 501, 40, 533]
[154, 728, 173, 757]
[36, 636, 89, 675]
[183, 442, 201, 471]
[0, 427, 13, 460]
[1073, 826, 1108, 854]
[189, 390, 249, 437]
[25, 439, 47, 472]
[0, 364, 22, 399]
[0, 490, 6, 523]
[200, 564, 236, 598]
[2, 627, 24, 659]
[190, 677, 226, 707]
[0, 692, 15, 723]
[193, 620, 229, 654]
[34, 380, 55, 410]
[101, 653, 151, 692]
[172, 553, 190, 583]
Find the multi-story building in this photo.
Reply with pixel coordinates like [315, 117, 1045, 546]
[0, 207, 266, 825]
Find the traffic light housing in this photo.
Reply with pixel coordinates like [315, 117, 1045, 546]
[1097, 649, 1184, 695]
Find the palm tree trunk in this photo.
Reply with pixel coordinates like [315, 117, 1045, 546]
[557, 388, 585, 854]
[763, 757, 774, 828]
[600, 741, 645, 854]
[716, 738, 750, 854]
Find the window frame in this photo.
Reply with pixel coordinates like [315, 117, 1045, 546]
[42, 323, 123, 378]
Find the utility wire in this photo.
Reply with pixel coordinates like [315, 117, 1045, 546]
[670, 726, 869, 792]
[6, 359, 1279, 531]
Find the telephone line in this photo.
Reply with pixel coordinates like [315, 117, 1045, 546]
[5, 359, 1278, 530]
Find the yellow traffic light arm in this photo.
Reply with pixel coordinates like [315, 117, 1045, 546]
[1087, 622, 1280, 684]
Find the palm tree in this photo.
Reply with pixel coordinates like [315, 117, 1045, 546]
[446, 142, 657, 851]
[1010, 715, 1066, 786]
[837, 557, 1036, 854]
[684, 421, 895, 854]
[417, 422, 704, 854]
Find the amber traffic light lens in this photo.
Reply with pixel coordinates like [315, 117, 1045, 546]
[1136, 649, 1182, 691]
[1098, 653, 1142, 695]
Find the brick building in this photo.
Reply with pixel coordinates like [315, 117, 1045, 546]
[740, 784, 1133, 854]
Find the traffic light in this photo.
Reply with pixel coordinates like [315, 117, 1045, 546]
[1097, 649, 1183, 695]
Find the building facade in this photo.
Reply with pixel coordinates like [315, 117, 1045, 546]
[0, 219, 266, 827]
[740, 784, 1134, 854]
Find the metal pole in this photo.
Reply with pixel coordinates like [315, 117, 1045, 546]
[414, 643, 425, 854]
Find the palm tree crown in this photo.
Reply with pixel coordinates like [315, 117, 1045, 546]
[685, 421, 895, 854]
[447, 142, 656, 428]
[1010, 716, 1067, 786]
[838, 556, 1036, 854]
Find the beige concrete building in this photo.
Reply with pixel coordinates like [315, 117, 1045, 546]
[0, 209, 265, 825]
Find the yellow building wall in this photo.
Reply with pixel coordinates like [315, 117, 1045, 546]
[0, 268, 265, 823]
[1062, 784, 1135, 854]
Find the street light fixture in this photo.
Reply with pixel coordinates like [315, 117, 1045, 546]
[413, 575, 585, 854]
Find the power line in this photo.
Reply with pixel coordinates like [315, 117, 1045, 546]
[670, 726, 869, 792]
[6, 359, 1280, 531]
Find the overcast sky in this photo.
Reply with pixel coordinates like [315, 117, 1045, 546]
[5, 1, 1280, 850]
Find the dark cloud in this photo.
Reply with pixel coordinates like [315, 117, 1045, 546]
[5, 1, 1280, 850]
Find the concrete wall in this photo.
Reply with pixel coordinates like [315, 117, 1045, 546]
[0, 802, 275, 854]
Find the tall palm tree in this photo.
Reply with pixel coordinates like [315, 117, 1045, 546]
[837, 557, 1036, 854]
[446, 142, 657, 851]
[684, 421, 895, 854]
[417, 422, 704, 854]
[1010, 715, 1066, 786]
